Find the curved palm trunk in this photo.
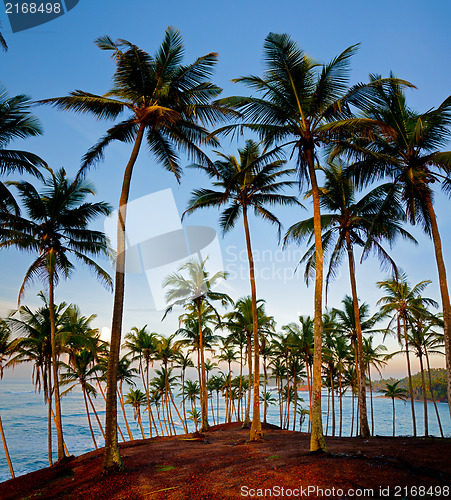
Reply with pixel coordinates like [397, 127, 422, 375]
[0, 414, 14, 479]
[181, 370, 188, 431]
[82, 387, 97, 449]
[425, 349, 444, 438]
[330, 371, 336, 437]
[104, 124, 145, 473]
[143, 363, 153, 438]
[117, 384, 134, 441]
[418, 354, 428, 436]
[403, 317, 417, 436]
[137, 409, 145, 440]
[306, 154, 326, 452]
[425, 198, 451, 419]
[48, 268, 65, 462]
[345, 233, 370, 437]
[196, 301, 209, 432]
[243, 207, 262, 441]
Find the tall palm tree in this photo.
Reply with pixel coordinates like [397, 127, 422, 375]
[40, 28, 232, 472]
[285, 160, 414, 438]
[185, 139, 298, 440]
[382, 381, 408, 437]
[218, 34, 401, 451]
[0, 320, 14, 478]
[123, 326, 159, 437]
[377, 274, 438, 436]
[1, 169, 112, 461]
[345, 77, 451, 417]
[0, 84, 45, 214]
[163, 258, 232, 432]
[60, 349, 103, 450]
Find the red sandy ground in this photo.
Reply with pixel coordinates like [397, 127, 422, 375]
[1, 423, 450, 500]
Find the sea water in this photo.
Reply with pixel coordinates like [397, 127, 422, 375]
[1, 378, 450, 483]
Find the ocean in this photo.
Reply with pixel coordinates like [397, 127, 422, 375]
[1, 377, 450, 483]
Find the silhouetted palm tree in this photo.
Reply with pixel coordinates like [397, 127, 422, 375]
[40, 28, 232, 472]
[1, 169, 111, 461]
[382, 381, 408, 436]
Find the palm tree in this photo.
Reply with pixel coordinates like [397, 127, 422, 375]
[60, 349, 103, 449]
[377, 274, 438, 436]
[185, 139, 298, 440]
[382, 381, 408, 437]
[7, 293, 69, 464]
[125, 389, 147, 439]
[40, 28, 232, 472]
[218, 34, 400, 451]
[0, 84, 45, 214]
[286, 160, 415, 437]
[0, 320, 14, 478]
[184, 380, 200, 431]
[344, 77, 451, 417]
[363, 336, 387, 436]
[175, 351, 194, 430]
[123, 326, 159, 437]
[1, 168, 111, 461]
[163, 258, 231, 432]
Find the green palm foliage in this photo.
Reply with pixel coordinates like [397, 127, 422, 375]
[382, 381, 408, 436]
[0, 84, 45, 214]
[0, 169, 111, 461]
[218, 33, 403, 451]
[345, 76, 451, 417]
[164, 258, 231, 432]
[223, 296, 275, 429]
[185, 139, 297, 440]
[40, 27, 232, 472]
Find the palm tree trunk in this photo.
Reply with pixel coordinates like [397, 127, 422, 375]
[143, 363, 153, 438]
[243, 333, 252, 428]
[82, 387, 97, 449]
[418, 354, 428, 436]
[425, 198, 451, 419]
[181, 371, 188, 431]
[392, 398, 395, 437]
[425, 350, 444, 438]
[306, 153, 326, 452]
[403, 317, 417, 436]
[238, 346, 243, 421]
[104, 123, 145, 473]
[345, 233, 370, 437]
[117, 384, 134, 441]
[48, 268, 65, 462]
[339, 375, 343, 438]
[243, 206, 262, 441]
[0, 414, 14, 479]
[196, 301, 209, 432]
[137, 410, 145, 439]
[350, 387, 355, 437]
[47, 363, 52, 466]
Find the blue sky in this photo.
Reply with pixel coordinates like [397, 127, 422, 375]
[1, 0, 450, 377]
